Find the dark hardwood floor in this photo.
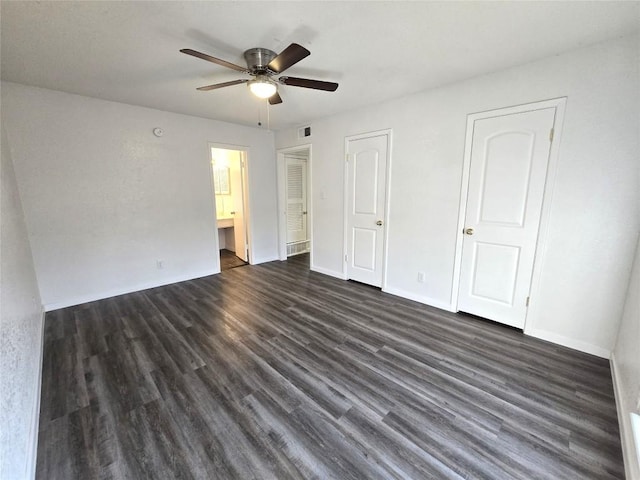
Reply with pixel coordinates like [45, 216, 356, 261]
[36, 253, 623, 479]
[219, 248, 247, 271]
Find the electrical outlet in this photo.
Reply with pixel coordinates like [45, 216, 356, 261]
[417, 272, 425, 283]
[156, 260, 164, 270]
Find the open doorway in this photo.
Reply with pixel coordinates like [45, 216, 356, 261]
[210, 146, 250, 272]
[277, 145, 312, 263]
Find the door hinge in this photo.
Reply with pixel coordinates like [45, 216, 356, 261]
[526, 296, 530, 307]
[345, 254, 348, 262]
[549, 128, 554, 143]
[345, 154, 349, 163]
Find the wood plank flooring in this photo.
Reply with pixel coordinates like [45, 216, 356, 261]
[36, 254, 624, 479]
[219, 249, 247, 271]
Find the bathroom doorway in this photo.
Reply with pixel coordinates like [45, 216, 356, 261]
[210, 146, 250, 271]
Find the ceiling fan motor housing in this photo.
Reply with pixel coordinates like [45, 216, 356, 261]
[244, 48, 277, 74]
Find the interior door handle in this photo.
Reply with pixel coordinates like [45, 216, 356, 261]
[376, 220, 383, 226]
[464, 228, 474, 235]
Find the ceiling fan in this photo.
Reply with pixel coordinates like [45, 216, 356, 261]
[180, 43, 338, 105]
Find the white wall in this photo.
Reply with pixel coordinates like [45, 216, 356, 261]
[1, 123, 44, 479]
[275, 34, 639, 357]
[612, 234, 640, 479]
[2, 83, 278, 310]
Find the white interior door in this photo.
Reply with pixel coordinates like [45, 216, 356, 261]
[457, 107, 556, 328]
[231, 153, 247, 262]
[346, 133, 389, 287]
[286, 156, 307, 244]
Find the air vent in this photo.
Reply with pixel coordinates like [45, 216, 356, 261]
[298, 126, 311, 139]
[287, 240, 310, 256]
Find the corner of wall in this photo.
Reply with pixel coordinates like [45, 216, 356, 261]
[610, 352, 640, 480]
[610, 234, 640, 479]
[26, 309, 46, 479]
[1, 121, 45, 479]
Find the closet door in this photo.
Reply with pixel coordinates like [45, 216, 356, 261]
[286, 157, 307, 244]
[457, 107, 556, 328]
[345, 132, 389, 288]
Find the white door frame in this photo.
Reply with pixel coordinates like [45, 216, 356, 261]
[209, 142, 253, 270]
[276, 144, 313, 263]
[343, 129, 393, 288]
[451, 98, 567, 332]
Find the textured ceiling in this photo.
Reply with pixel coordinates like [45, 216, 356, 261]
[2, 1, 638, 130]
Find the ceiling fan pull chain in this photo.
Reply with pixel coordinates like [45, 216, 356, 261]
[267, 98, 270, 130]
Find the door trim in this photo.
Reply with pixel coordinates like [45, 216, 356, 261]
[209, 142, 253, 270]
[343, 129, 393, 288]
[451, 98, 567, 332]
[276, 144, 313, 264]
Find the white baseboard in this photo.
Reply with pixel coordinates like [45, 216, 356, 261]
[610, 352, 640, 480]
[382, 286, 455, 312]
[310, 264, 347, 280]
[306, 271, 455, 313]
[251, 255, 280, 265]
[26, 308, 45, 479]
[44, 269, 217, 311]
[525, 327, 611, 358]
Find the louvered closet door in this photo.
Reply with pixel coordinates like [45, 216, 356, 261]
[286, 157, 307, 244]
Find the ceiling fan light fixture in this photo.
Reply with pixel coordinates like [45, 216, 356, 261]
[248, 76, 277, 99]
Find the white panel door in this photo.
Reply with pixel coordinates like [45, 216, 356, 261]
[458, 108, 555, 328]
[231, 153, 248, 262]
[346, 133, 388, 287]
[285, 157, 308, 244]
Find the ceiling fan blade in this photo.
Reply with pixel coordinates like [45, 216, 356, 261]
[267, 43, 310, 73]
[279, 76, 338, 92]
[269, 92, 283, 105]
[180, 48, 248, 73]
[196, 79, 248, 91]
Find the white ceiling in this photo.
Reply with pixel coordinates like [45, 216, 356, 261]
[2, 1, 638, 130]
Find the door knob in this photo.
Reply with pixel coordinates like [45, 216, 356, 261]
[464, 228, 474, 235]
[376, 220, 383, 226]
[303, 211, 307, 215]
